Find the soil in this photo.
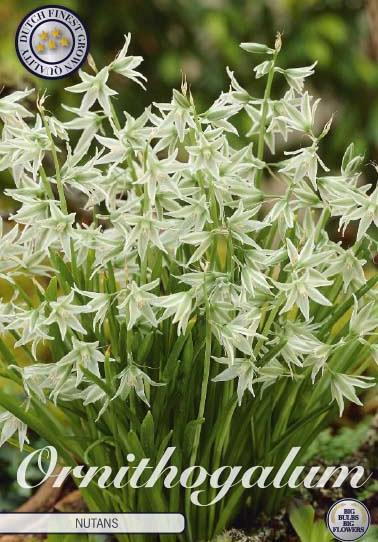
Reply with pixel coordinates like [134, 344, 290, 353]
[218, 411, 378, 541]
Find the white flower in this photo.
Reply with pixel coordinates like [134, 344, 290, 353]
[40, 203, 75, 258]
[153, 89, 196, 143]
[113, 364, 164, 406]
[351, 185, 378, 241]
[278, 92, 320, 134]
[123, 213, 169, 260]
[168, 194, 211, 232]
[212, 317, 261, 361]
[49, 374, 84, 404]
[118, 280, 159, 330]
[212, 357, 256, 405]
[81, 383, 110, 421]
[304, 342, 333, 382]
[0, 412, 29, 450]
[200, 94, 241, 134]
[280, 143, 329, 189]
[0, 115, 50, 181]
[265, 195, 295, 230]
[276, 63, 317, 93]
[6, 305, 53, 358]
[273, 320, 323, 369]
[10, 183, 50, 225]
[57, 337, 106, 385]
[76, 289, 112, 330]
[0, 218, 22, 261]
[63, 105, 105, 159]
[11, 363, 63, 403]
[45, 291, 89, 340]
[241, 266, 271, 297]
[135, 149, 186, 205]
[187, 129, 226, 179]
[276, 269, 332, 321]
[350, 298, 378, 336]
[95, 110, 150, 167]
[67, 67, 117, 117]
[0, 89, 34, 124]
[109, 33, 147, 89]
[227, 202, 268, 245]
[325, 248, 366, 292]
[285, 236, 333, 270]
[254, 60, 273, 79]
[240, 42, 274, 55]
[153, 291, 193, 335]
[331, 374, 375, 416]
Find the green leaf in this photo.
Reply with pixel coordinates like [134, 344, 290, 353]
[49, 249, 74, 290]
[47, 535, 86, 542]
[357, 480, 378, 501]
[182, 331, 194, 366]
[289, 502, 333, 542]
[311, 518, 333, 542]
[0, 389, 73, 465]
[319, 274, 378, 340]
[84, 437, 114, 463]
[137, 332, 155, 362]
[156, 429, 173, 462]
[45, 276, 58, 302]
[0, 337, 17, 366]
[162, 322, 195, 380]
[183, 418, 205, 461]
[360, 526, 378, 542]
[106, 261, 117, 294]
[289, 502, 315, 542]
[150, 250, 162, 285]
[141, 410, 155, 458]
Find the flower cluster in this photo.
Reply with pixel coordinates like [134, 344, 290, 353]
[0, 33, 376, 539]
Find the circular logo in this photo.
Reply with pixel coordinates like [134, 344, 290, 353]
[15, 5, 89, 79]
[326, 499, 371, 541]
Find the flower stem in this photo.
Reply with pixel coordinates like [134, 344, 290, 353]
[39, 166, 54, 200]
[255, 43, 280, 190]
[185, 273, 212, 542]
[254, 295, 283, 358]
[110, 100, 121, 132]
[39, 107, 67, 214]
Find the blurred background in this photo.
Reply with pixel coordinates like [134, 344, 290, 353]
[1, 0, 378, 169]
